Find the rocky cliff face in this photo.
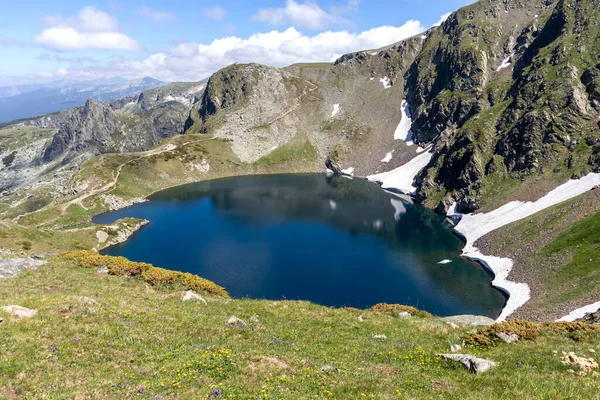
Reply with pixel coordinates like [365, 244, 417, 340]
[407, 0, 600, 212]
[0, 81, 205, 200]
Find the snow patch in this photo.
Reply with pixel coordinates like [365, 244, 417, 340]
[270, 145, 279, 151]
[438, 259, 452, 265]
[331, 104, 339, 117]
[373, 219, 383, 230]
[371, 52, 378, 56]
[416, 146, 425, 153]
[496, 53, 514, 72]
[367, 151, 433, 194]
[421, 35, 427, 40]
[381, 151, 393, 163]
[556, 301, 600, 322]
[329, 200, 337, 210]
[455, 173, 600, 322]
[341, 167, 354, 176]
[394, 100, 414, 145]
[380, 77, 392, 89]
[369, 77, 374, 81]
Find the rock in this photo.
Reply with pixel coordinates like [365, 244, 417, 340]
[398, 311, 412, 319]
[226, 315, 247, 328]
[561, 352, 599, 376]
[441, 315, 495, 327]
[358, 315, 365, 322]
[495, 331, 519, 344]
[0, 257, 46, 279]
[446, 321, 460, 329]
[97, 265, 109, 274]
[450, 344, 462, 353]
[438, 353, 498, 374]
[2, 305, 37, 319]
[320, 365, 336, 373]
[325, 157, 343, 174]
[373, 334, 387, 340]
[181, 290, 207, 304]
[249, 315, 260, 323]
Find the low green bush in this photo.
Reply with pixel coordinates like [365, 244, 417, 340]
[59, 250, 229, 298]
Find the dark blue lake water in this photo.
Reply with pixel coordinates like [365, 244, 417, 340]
[94, 174, 505, 317]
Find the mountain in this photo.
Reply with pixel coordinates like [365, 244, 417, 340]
[0, 77, 165, 124]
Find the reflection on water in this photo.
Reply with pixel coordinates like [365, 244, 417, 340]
[94, 174, 506, 317]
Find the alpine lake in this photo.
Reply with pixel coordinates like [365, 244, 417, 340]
[94, 174, 506, 318]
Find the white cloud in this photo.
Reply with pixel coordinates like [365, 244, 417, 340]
[34, 7, 140, 51]
[432, 12, 452, 27]
[139, 7, 177, 23]
[203, 5, 227, 21]
[251, 0, 357, 30]
[34, 28, 140, 51]
[24, 19, 424, 84]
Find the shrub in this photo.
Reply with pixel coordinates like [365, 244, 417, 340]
[59, 250, 229, 297]
[22, 240, 32, 251]
[464, 320, 542, 347]
[544, 322, 600, 342]
[141, 267, 178, 285]
[369, 303, 432, 318]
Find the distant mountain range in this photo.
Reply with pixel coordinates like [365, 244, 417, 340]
[0, 77, 165, 124]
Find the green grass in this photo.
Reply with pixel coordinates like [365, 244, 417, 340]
[1, 258, 600, 399]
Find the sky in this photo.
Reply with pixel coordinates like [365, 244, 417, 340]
[0, 0, 475, 85]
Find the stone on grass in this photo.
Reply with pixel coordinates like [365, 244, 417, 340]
[181, 290, 207, 304]
[97, 265, 109, 274]
[495, 331, 519, 344]
[358, 315, 365, 322]
[446, 321, 459, 329]
[2, 305, 37, 319]
[441, 315, 495, 327]
[398, 311, 411, 319]
[450, 344, 462, 353]
[438, 353, 498, 374]
[250, 315, 260, 323]
[226, 315, 247, 328]
[561, 352, 599, 376]
[321, 365, 336, 373]
[373, 334, 387, 340]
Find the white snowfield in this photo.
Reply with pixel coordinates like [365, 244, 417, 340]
[380, 77, 392, 89]
[454, 173, 600, 322]
[438, 259, 452, 265]
[394, 100, 414, 144]
[341, 167, 355, 176]
[381, 151, 393, 163]
[556, 301, 600, 322]
[496, 52, 515, 72]
[367, 151, 433, 194]
[331, 104, 339, 117]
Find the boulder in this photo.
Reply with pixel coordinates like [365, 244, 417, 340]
[450, 344, 462, 353]
[398, 311, 412, 319]
[373, 334, 387, 340]
[181, 290, 207, 304]
[441, 315, 495, 326]
[321, 365, 336, 373]
[2, 305, 37, 319]
[495, 331, 519, 344]
[438, 353, 498, 374]
[226, 315, 247, 328]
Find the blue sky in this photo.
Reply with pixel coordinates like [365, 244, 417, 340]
[0, 0, 474, 85]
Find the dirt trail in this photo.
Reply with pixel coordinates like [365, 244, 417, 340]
[58, 138, 217, 215]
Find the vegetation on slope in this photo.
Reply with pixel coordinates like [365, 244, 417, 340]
[1, 257, 600, 399]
